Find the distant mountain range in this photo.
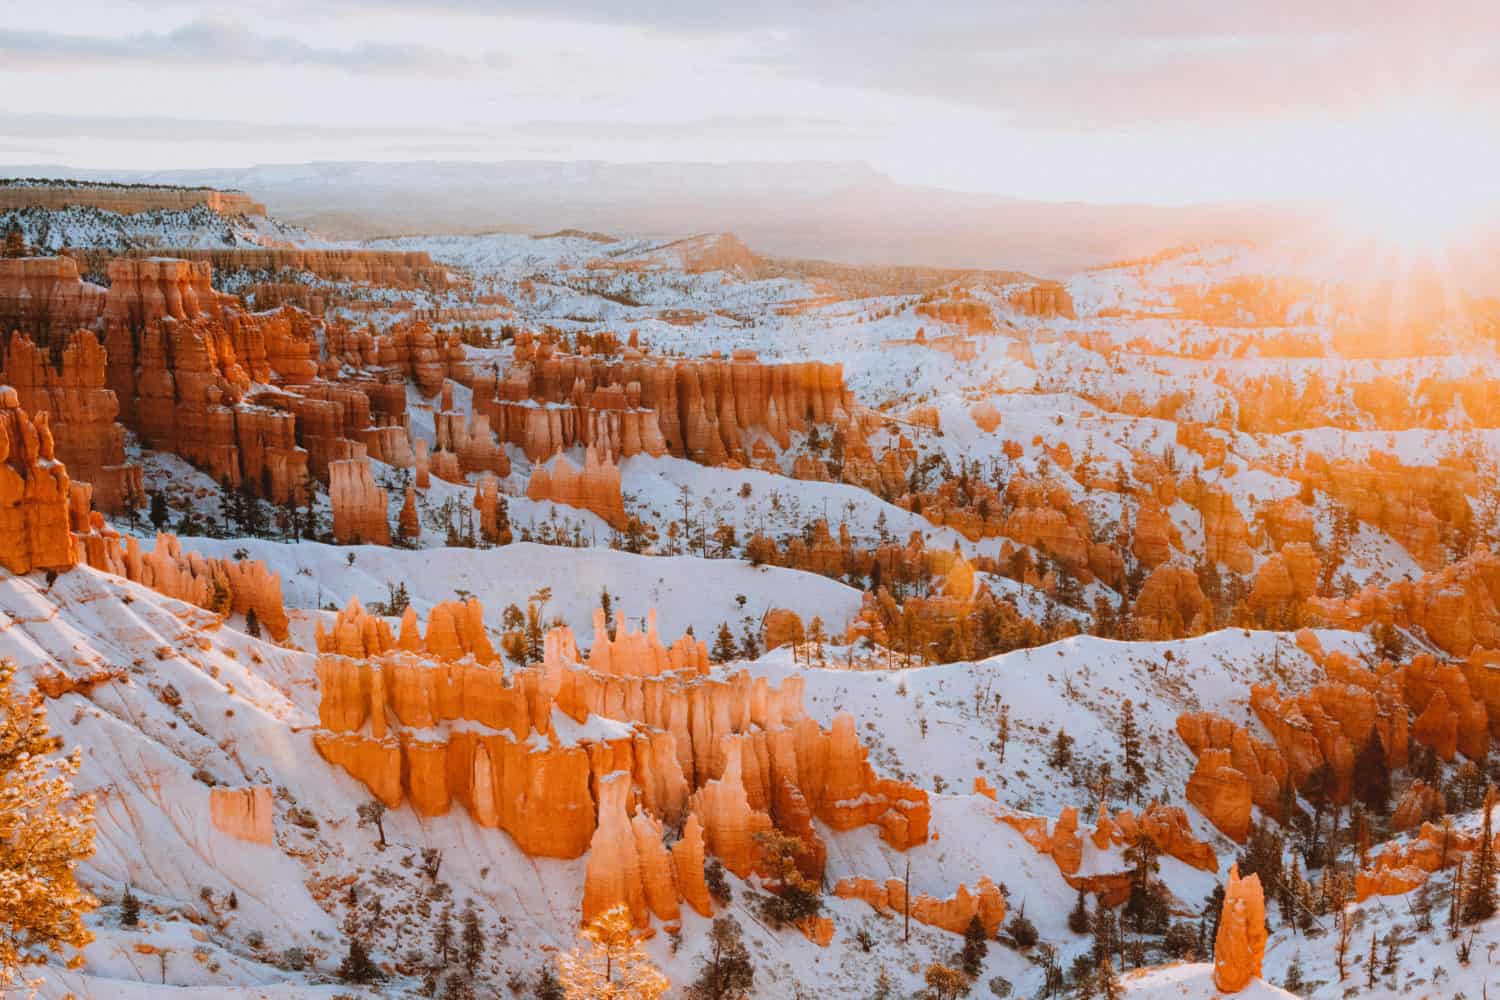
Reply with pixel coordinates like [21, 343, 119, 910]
[5, 160, 1329, 275]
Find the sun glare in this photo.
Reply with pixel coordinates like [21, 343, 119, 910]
[1329, 111, 1499, 250]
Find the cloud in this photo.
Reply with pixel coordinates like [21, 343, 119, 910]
[0, 19, 495, 75]
[343, 0, 1500, 128]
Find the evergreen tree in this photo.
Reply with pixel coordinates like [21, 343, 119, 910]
[337, 938, 380, 983]
[711, 622, 738, 663]
[750, 831, 822, 928]
[684, 915, 754, 1000]
[148, 491, 171, 532]
[1283, 952, 1305, 993]
[460, 901, 484, 975]
[704, 859, 731, 905]
[869, 967, 893, 1000]
[532, 964, 565, 1000]
[357, 799, 387, 848]
[1095, 954, 1125, 1000]
[960, 914, 988, 976]
[1048, 728, 1075, 770]
[1464, 786, 1498, 923]
[1353, 731, 1390, 814]
[435, 902, 455, 967]
[120, 886, 140, 927]
[1006, 902, 1038, 948]
[1068, 888, 1092, 934]
[1118, 700, 1146, 798]
[245, 608, 261, 638]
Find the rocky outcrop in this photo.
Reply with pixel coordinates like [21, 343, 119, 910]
[0, 388, 77, 574]
[833, 876, 1005, 937]
[97, 247, 450, 290]
[763, 609, 805, 651]
[1213, 864, 1267, 993]
[311, 600, 926, 928]
[0, 257, 106, 341]
[1248, 543, 1319, 618]
[1176, 712, 1288, 829]
[0, 183, 264, 216]
[329, 458, 390, 545]
[397, 486, 420, 542]
[1185, 749, 1253, 842]
[1180, 480, 1254, 573]
[1290, 451, 1472, 571]
[1311, 546, 1500, 656]
[435, 402, 511, 478]
[1134, 564, 1211, 640]
[526, 447, 628, 530]
[82, 531, 290, 641]
[209, 785, 274, 845]
[477, 337, 849, 466]
[0, 330, 140, 511]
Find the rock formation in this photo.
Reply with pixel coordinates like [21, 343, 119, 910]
[1213, 865, 1267, 993]
[833, 876, 1005, 937]
[526, 446, 628, 529]
[0, 388, 77, 574]
[0, 257, 106, 342]
[476, 337, 849, 466]
[329, 458, 390, 545]
[1311, 546, 1500, 656]
[1, 330, 141, 511]
[1134, 564, 1211, 640]
[309, 599, 929, 928]
[0, 183, 265, 216]
[397, 486, 421, 542]
[81, 531, 290, 641]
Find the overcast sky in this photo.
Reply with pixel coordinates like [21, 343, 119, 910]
[2, 1, 1496, 207]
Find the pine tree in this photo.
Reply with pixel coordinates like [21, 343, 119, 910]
[557, 904, 668, 999]
[1068, 888, 1092, 934]
[1118, 699, 1146, 798]
[684, 915, 754, 1000]
[1353, 731, 1390, 814]
[435, 902, 455, 967]
[1464, 786, 1498, 923]
[1006, 901, 1038, 948]
[460, 901, 483, 975]
[0, 658, 98, 978]
[1096, 954, 1125, 1000]
[532, 964, 565, 1000]
[869, 967, 893, 1000]
[1048, 728, 1074, 769]
[148, 491, 171, 532]
[711, 622, 737, 663]
[357, 799, 387, 848]
[245, 608, 261, 638]
[961, 913, 988, 975]
[337, 938, 380, 983]
[1283, 952, 1305, 993]
[120, 887, 140, 927]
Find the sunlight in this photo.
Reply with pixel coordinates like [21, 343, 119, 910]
[1330, 110, 1499, 251]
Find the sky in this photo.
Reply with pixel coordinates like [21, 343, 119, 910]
[2, 0, 1497, 210]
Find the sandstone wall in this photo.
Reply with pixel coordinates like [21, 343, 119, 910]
[0, 184, 265, 216]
